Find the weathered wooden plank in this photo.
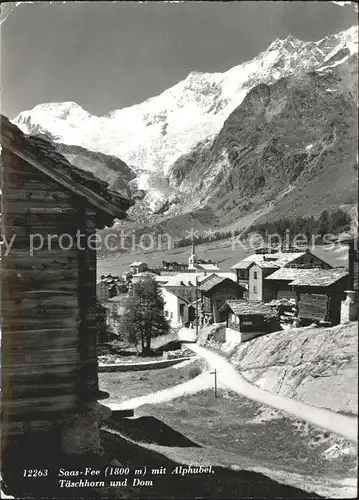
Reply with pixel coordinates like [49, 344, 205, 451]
[6, 347, 79, 365]
[2, 248, 78, 259]
[2, 362, 78, 377]
[1, 331, 79, 348]
[3, 202, 76, 213]
[298, 293, 328, 321]
[3, 190, 73, 201]
[1, 317, 77, 330]
[1, 395, 78, 414]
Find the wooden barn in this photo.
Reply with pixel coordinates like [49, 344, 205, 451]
[266, 267, 348, 325]
[0, 115, 133, 489]
[198, 274, 246, 324]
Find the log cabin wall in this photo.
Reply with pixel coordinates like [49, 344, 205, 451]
[296, 280, 347, 325]
[75, 206, 100, 400]
[0, 149, 97, 437]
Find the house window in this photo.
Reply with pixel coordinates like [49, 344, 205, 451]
[253, 286, 257, 294]
[253, 272, 258, 279]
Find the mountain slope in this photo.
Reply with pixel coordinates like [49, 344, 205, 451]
[52, 142, 136, 199]
[12, 25, 358, 233]
[167, 53, 358, 224]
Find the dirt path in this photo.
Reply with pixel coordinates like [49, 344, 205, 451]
[108, 371, 213, 411]
[178, 334, 357, 444]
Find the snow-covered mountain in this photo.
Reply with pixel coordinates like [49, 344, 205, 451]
[13, 25, 358, 216]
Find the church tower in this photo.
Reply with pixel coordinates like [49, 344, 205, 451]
[188, 241, 198, 270]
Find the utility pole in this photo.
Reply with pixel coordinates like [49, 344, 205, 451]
[210, 369, 218, 398]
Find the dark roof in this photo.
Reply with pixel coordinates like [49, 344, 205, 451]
[222, 300, 277, 318]
[199, 274, 244, 293]
[232, 250, 313, 270]
[0, 115, 133, 226]
[266, 267, 348, 287]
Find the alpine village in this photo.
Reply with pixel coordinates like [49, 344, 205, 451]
[0, 8, 358, 500]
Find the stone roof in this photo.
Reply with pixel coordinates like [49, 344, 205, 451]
[199, 274, 227, 292]
[199, 274, 242, 293]
[130, 262, 145, 267]
[0, 115, 133, 226]
[223, 300, 277, 318]
[266, 267, 348, 287]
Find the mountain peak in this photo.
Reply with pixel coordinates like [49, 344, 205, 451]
[12, 24, 357, 200]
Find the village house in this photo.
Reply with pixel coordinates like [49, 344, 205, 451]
[220, 300, 280, 344]
[232, 248, 332, 302]
[129, 261, 148, 275]
[265, 267, 348, 325]
[96, 273, 126, 303]
[0, 115, 133, 489]
[160, 284, 197, 327]
[198, 274, 246, 324]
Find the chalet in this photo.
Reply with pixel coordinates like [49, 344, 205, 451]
[129, 261, 148, 275]
[232, 248, 332, 302]
[266, 267, 348, 325]
[161, 284, 197, 327]
[0, 115, 133, 490]
[220, 300, 279, 344]
[198, 274, 246, 324]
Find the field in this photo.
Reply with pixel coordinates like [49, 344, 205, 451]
[99, 357, 203, 405]
[98, 239, 348, 277]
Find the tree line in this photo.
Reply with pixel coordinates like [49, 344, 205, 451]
[174, 209, 352, 248]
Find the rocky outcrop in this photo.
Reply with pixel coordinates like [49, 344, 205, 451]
[51, 142, 135, 199]
[228, 322, 358, 414]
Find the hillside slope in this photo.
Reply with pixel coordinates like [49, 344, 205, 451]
[167, 54, 358, 220]
[227, 322, 358, 415]
[52, 141, 136, 199]
[12, 25, 358, 235]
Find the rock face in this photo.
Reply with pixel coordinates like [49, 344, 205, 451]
[169, 62, 358, 221]
[50, 141, 135, 199]
[229, 322, 358, 414]
[13, 25, 358, 228]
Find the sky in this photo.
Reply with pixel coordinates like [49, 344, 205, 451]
[0, 1, 357, 119]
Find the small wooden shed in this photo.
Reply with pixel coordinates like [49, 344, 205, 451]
[220, 300, 279, 342]
[267, 267, 348, 325]
[290, 268, 349, 325]
[0, 115, 133, 481]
